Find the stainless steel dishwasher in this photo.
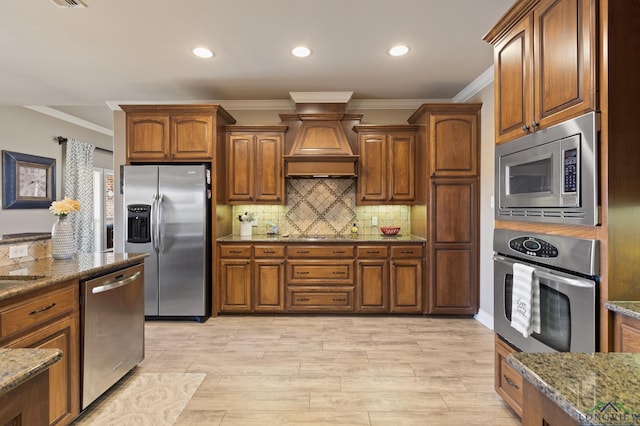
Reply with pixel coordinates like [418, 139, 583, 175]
[81, 263, 145, 409]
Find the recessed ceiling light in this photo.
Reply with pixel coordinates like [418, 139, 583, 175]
[192, 47, 214, 59]
[388, 45, 410, 57]
[291, 46, 311, 58]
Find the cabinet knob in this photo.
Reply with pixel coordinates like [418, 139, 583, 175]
[521, 125, 530, 132]
[531, 120, 539, 128]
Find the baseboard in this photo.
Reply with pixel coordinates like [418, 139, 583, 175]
[474, 309, 494, 331]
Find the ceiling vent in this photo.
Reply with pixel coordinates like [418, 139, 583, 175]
[50, 0, 87, 8]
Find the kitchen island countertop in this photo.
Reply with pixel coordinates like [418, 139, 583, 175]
[606, 301, 640, 321]
[509, 351, 640, 425]
[0, 348, 62, 396]
[0, 252, 148, 302]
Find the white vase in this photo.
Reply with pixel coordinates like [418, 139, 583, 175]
[240, 222, 252, 237]
[51, 216, 75, 259]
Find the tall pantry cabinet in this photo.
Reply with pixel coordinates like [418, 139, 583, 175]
[408, 103, 481, 315]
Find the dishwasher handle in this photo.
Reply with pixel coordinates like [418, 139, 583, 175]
[91, 271, 142, 294]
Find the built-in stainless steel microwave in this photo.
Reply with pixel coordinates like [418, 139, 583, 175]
[495, 112, 599, 225]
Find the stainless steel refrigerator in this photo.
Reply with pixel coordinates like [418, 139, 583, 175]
[123, 164, 209, 319]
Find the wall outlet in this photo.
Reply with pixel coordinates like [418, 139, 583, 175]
[9, 244, 28, 259]
[372, 216, 378, 226]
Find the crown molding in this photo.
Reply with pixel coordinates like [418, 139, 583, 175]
[289, 91, 354, 103]
[23, 105, 113, 136]
[452, 66, 494, 102]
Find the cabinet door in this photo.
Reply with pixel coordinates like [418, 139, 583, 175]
[255, 134, 283, 203]
[227, 135, 255, 203]
[429, 114, 478, 177]
[390, 259, 422, 313]
[357, 260, 388, 312]
[613, 313, 640, 352]
[7, 314, 80, 426]
[171, 114, 213, 159]
[428, 179, 478, 315]
[494, 15, 533, 144]
[254, 259, 285, 312]
[523, 381, 579, 426]
[358, 134, 388, 202]
[388, 132, 416, 202]
[126, 114, 171, 160]
[220, 259, 252, 312]
[533, 0, 595, 130]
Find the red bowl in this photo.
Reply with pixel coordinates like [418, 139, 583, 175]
[380, 226, 400, 236]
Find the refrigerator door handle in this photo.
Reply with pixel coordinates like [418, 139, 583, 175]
[157, 193, 165, 253]
[151, 193, 159, 253]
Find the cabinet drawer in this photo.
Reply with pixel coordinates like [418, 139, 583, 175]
[220, 245, 251, 258]
[390, 245, 423, 258]
[495, 336, 523, 417]
[254, 245, 285, 258]
[0, 286, 77, 339]
[286, 245, 355, 258]
[287, 287, 354, 311]
[357, 245, 388, 259]
[287, 261, 354, 284]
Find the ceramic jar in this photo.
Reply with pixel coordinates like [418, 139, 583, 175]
[51, 216, 75, 259]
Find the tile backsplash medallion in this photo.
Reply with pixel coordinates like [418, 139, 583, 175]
[232, 179, 410, 236]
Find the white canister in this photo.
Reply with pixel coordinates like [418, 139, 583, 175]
[240, 222, 252, 237]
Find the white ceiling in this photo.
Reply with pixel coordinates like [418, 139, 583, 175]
[0, 0, 515, 131]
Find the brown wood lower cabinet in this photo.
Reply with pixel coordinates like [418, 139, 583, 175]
[0, 369, 50, 426]
[218, 241, 425, 314]
[494, 335, 523, 418]
[612, 312, 640, 352]
[1, 281, 80, 426]
[523, 381, 578, 426]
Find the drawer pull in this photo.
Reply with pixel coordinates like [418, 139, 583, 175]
[297, 250, 310, 254]
[332, 250, 345, 254]
[297, 297, 310, 302]
[503, 374, 519, 390]
[400, 250, 415, 254]
[29, 303, 56, 315]
[263, 250, 276, 254]
[297, 271, 310, 275]
[367, 250, 380, 254]
[229, 250, 243, 254]
[332, 271, 346, 275]
[332, 298, 347, 302]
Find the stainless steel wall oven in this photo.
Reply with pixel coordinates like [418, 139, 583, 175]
[493, 229, 599, 353]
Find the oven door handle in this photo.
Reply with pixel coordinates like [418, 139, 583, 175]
[493, 255, 594, 288]
[533, 270, 594, 288]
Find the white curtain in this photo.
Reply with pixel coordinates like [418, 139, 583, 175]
[64, 138, 95, 254]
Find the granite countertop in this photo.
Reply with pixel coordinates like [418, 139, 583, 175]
[509, 352, 640, 425]
[0, 232, 51, 244]
[0, 252, 148, 302]
[606, 301, 640, 321]
[217, 234, 426, 243]
[0, 348, 62, 397]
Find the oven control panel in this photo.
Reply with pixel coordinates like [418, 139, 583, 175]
[509, 237, 559, 258]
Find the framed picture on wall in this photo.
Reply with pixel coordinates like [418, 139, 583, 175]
[2, 150, 56, 209]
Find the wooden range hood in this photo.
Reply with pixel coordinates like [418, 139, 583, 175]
[282, 100, 361, 178]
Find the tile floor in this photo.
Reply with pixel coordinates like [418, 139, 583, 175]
[87, 315, 522, 425]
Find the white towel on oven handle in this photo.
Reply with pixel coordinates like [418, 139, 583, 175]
[510, 263, 541, 337]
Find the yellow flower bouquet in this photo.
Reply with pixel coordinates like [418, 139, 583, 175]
[49, 197, 80, 217]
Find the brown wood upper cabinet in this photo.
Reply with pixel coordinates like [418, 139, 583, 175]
[484, 0, 596, 144]
[225, 126, 287, 205]
[122, 104, 236, 162]
[354, 125, 418, 204]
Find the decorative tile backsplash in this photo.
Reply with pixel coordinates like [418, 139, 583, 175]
[0, 238, 51, 267]
[232, 179, 410, 236]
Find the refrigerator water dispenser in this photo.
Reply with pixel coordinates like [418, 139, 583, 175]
[127, 204, 151, 243]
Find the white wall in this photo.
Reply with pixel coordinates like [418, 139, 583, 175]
[468, 84, 496, 330]
[0, 106, 113, 235]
